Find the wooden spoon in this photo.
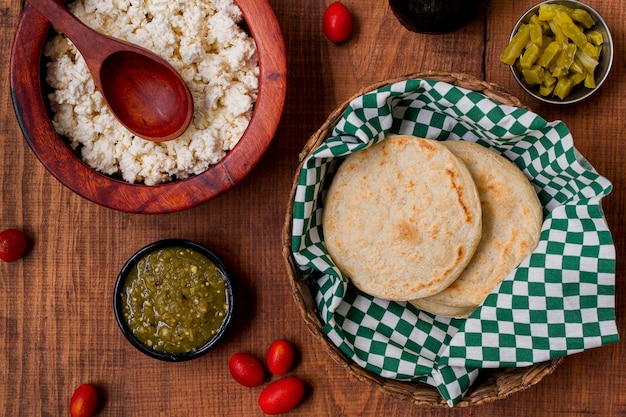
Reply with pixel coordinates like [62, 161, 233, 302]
[27, 0, 193, 142]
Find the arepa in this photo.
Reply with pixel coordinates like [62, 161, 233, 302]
[410, 140, 543, 317]
[322, 135, 482, 301]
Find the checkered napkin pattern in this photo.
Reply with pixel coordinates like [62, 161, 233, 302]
[290, 78, 619, 406]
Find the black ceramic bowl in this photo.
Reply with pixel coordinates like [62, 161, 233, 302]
[114, 239, 234, 361]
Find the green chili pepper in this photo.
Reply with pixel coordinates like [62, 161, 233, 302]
[500, 24, 530, 65]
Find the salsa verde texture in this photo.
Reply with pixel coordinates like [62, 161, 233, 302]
[121, 246, 228, 354]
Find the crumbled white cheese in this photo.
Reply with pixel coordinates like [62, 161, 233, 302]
[44, 0, 258, 185]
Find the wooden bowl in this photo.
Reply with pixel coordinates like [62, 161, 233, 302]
[282, 71, 564, 407]
[9, 0, 286, 214]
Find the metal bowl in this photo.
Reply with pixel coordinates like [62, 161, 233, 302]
[508, 0, 613, 105]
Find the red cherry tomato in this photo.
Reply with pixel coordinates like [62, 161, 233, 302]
[70, 384, 98, 417]
[258, 376, 305, 415]
[266, 339, 295, 375]
[0, 229, 27, 262]
[323, 2, 353, 43]
[228, 353, 265, 387]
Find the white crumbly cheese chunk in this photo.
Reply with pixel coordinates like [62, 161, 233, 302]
[44, 0, 258, 185]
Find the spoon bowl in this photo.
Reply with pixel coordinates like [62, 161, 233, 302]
[26, 0, 193, 142]
[101, 51, 193, 141]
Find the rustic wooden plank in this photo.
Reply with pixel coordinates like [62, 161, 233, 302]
[1, 0, 624, 415]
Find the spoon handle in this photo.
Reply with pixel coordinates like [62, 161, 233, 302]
[26, 0, 118, 57]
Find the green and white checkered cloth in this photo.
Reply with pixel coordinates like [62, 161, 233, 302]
[290, 78, 619, 406]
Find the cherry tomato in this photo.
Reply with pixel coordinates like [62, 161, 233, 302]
[323, 2, 353, 43]
[266, 339, 295, 375]
[70, 384, 98, 417]
[228, 353, 265, 387]
[0, 229, 27, 262]
[258, 376, 305, 415]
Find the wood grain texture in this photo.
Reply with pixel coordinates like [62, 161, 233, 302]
[1, 0, 624, 416]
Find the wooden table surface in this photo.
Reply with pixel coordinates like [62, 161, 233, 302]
[1, 0, 624, 415]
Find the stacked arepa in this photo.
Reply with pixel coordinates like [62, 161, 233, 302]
[322, 135, 543, 318]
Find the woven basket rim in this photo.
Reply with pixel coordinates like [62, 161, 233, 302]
[281, 71, 564, 408]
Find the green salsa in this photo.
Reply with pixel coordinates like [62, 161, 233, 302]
[121, 247, 228, 354]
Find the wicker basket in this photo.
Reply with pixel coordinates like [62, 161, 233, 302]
[281, 71, 564, 407]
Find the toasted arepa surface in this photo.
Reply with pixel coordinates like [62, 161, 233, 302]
[322, 135, 482, 301]
[410, 140, 543, 317]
